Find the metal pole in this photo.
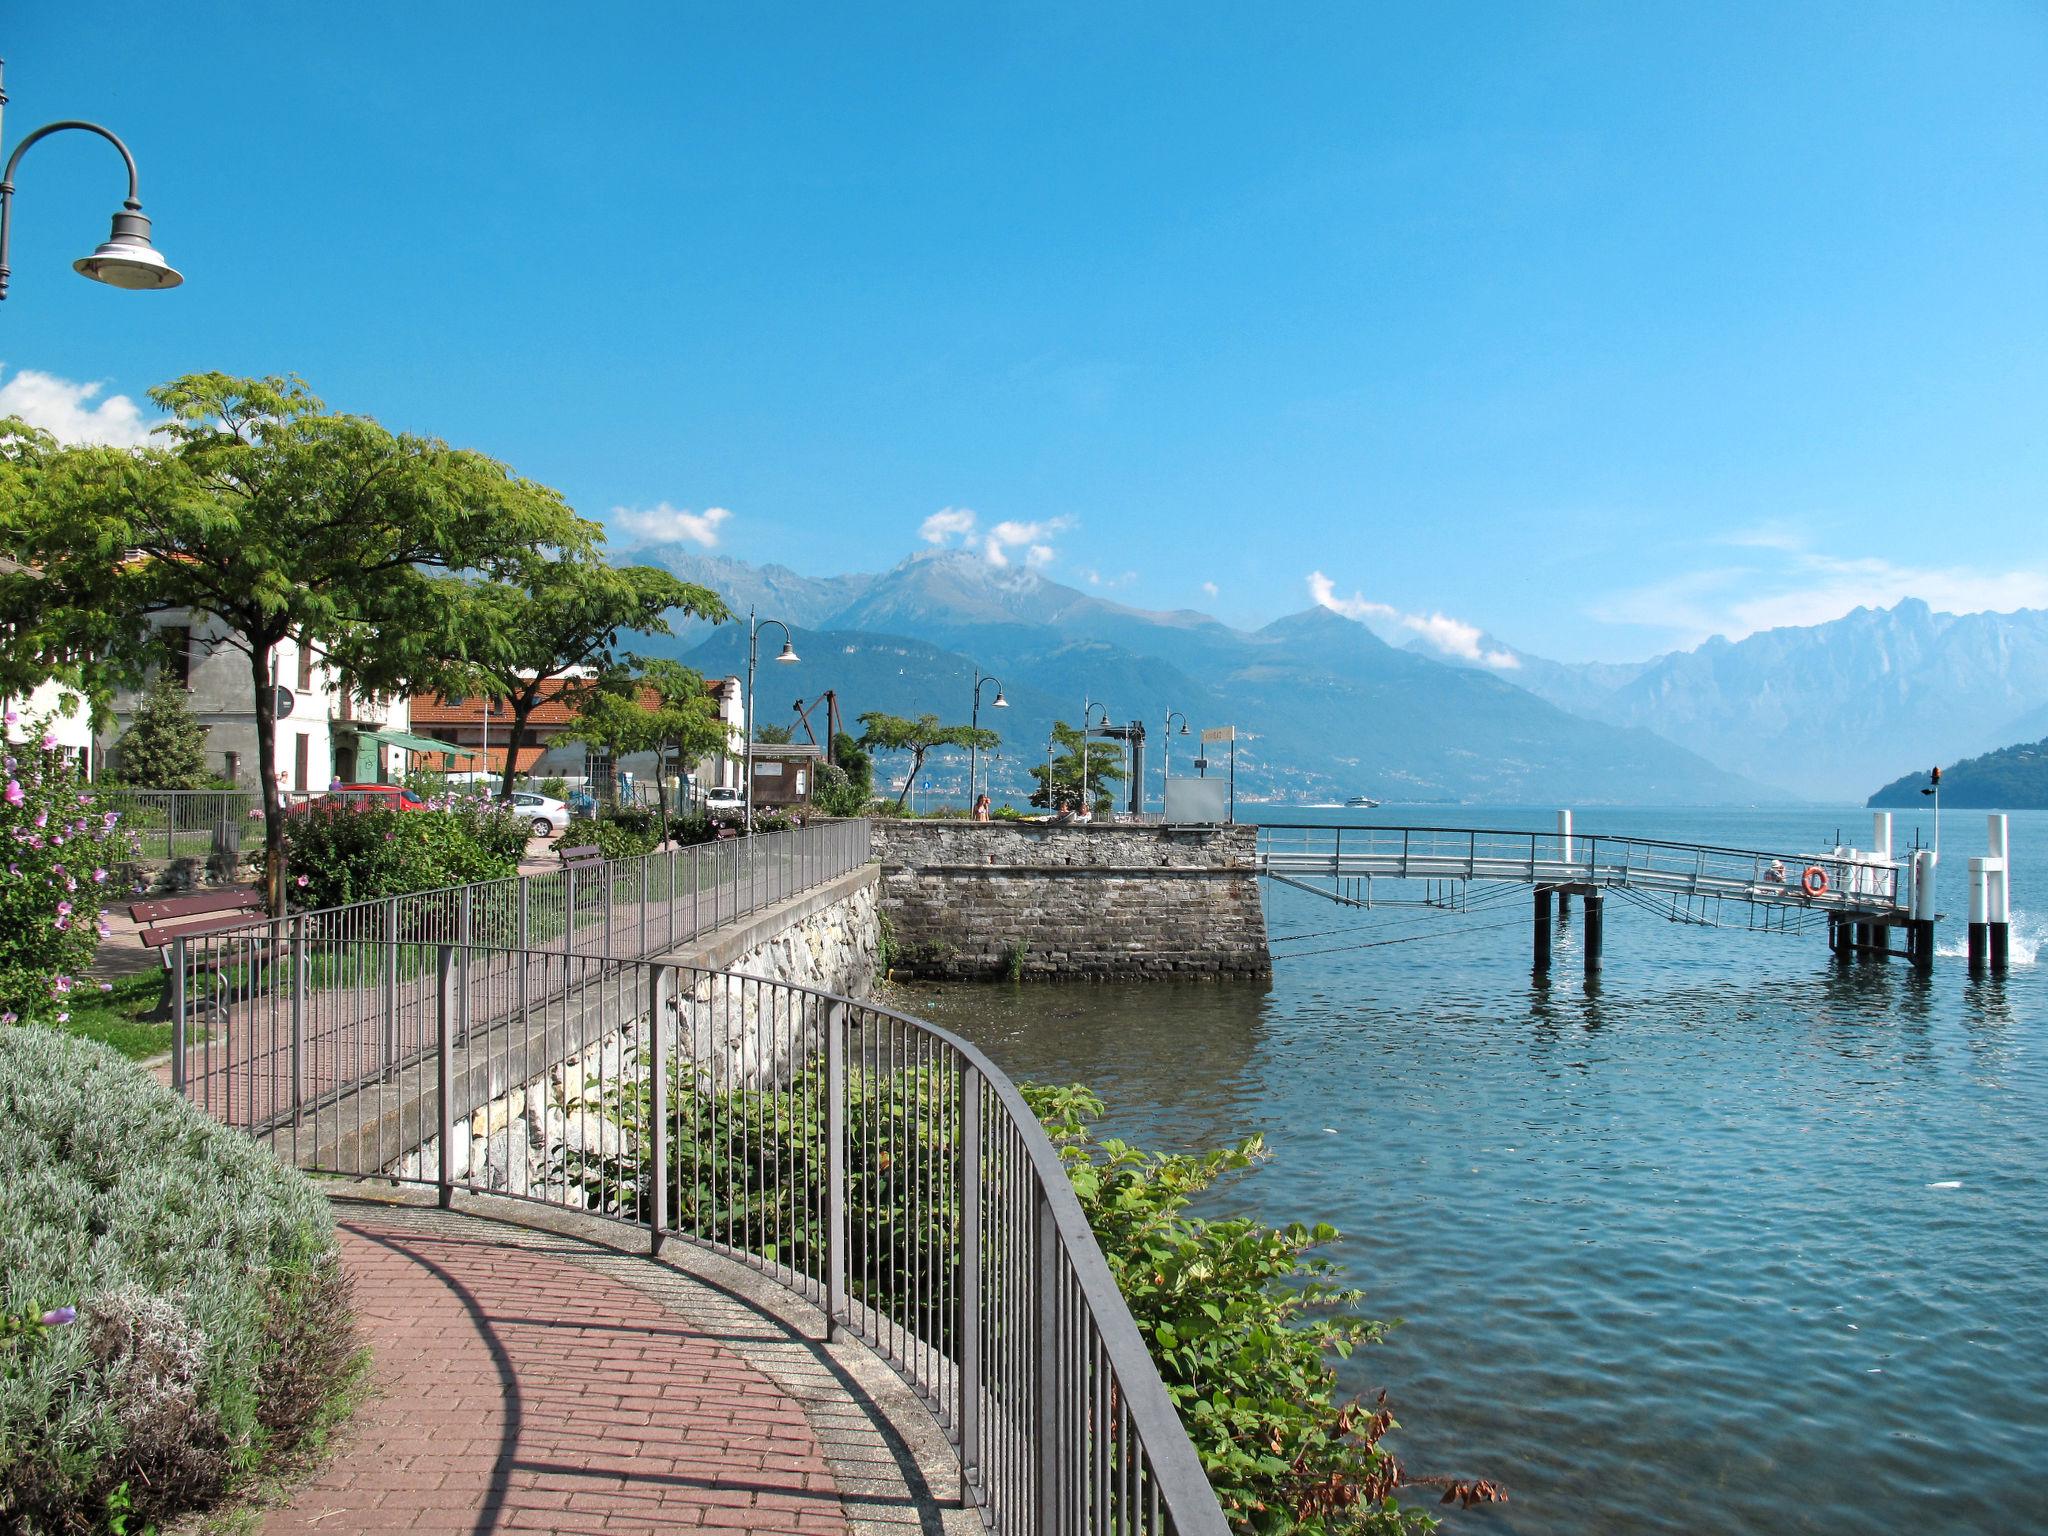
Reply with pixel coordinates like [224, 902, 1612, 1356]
[436, 943, 456, 1208]
[648, 964, 670, 1253]
[970, 678, 980, 807]
[170, 935, 187, 1095]
[958, 1063, 983, 1505]
[1034, 1185, 1060, 1536]
[825, 1001, 847, 1342]
[516, 877, 529, 1022]
[289, 915, 306, 1122]
[745, 609, 758, 829]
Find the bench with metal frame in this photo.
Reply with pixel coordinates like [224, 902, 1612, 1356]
[129, 887, 268, 1017]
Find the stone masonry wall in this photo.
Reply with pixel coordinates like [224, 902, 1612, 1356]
[871, 821, 1269, 981]
[392, 870, 879, 1196]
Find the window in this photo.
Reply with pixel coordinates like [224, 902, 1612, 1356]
[166, 625, 192, 687]
[224, 750, 240, 784]
[296, 639, 315, 693]
[293, 734, 310, 792]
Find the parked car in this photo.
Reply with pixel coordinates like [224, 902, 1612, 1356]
[503, 791, 568, 838]
[291, 783, 429, 813]
[702, 785, 744, 812]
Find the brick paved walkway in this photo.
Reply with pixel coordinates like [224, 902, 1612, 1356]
[263, 1204, 944, 1536]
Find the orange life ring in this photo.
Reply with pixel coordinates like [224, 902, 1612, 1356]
[1801, 865, 1829, 897]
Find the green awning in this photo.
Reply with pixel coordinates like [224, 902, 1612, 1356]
[361, 727, 479, 759]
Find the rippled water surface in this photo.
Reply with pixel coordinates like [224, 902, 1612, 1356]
[897, 806, 2048, 1536]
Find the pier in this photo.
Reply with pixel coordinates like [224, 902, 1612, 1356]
[1256, 811, 2016, 980]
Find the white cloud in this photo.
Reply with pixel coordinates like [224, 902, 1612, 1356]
[1201, 581, 1220, 598]
[981, 515, 1073, 569]
[1308, 571, 1520, 668]
[0, 366, 159, 449]
[1593, 547, 2048, 647]
[1080, 568, 1137, 589]
[920, 507, 978, 545]
[610, 502, 731, 548]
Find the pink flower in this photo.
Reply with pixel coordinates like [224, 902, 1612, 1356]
[53, 916, 70, 931]
[51, 976, 72, 995]
[295, 874, 309, 888]
[98, 981, 112, 993]
[39, 732, 55, 750]
[56, 901, 71, 916]
[33, 811, 46, 828]
[1, 710, 14, 726]
[54, 1011, 67, 1023]
[3, 781, 20, 808]
[39, 1306, 76, 1328]
[0, 1012, 14, 1025]
[92, 868, 106, 883]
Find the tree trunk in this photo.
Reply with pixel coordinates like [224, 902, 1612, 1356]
[499, 687, 539, 801]
[896, 748, 926, 810]
[250, 643, 286, 916]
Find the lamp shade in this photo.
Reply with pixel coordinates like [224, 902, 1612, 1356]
[775, 640, 800, 663]
[993, 691, 1008, 707]
[74, 207, 181, 291]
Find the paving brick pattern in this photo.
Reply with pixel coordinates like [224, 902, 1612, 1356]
[263, 1210, 863, 1536]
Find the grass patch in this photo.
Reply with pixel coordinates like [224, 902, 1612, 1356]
[52, 970, 177, 1061]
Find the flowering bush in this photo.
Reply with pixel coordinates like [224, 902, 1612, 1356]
[0, 1028, 356, 1531]
[280, 798, 524, 911]
[0, 722, 137, 1027]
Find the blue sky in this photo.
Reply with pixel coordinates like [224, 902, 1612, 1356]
[5, 4, 2047, 665]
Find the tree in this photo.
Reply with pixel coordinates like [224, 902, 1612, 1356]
[562, 659, 730, 823]
[856, 712, 998, 810]
[434, 553, 728, 800]
[0, 373, 597, 914]
[753, 722, 795, 744]
[111, 668, 212, 788]
[1029, 720, 1126, 814]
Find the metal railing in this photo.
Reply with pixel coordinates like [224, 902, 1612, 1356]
[1255, 822, 1904, 909]
[96, 787, 261, 861]
[172, 920, 1228, 1535]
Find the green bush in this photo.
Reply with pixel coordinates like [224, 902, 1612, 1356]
[537, 776, 569, 800]
[811, 762, 868, 818]
[0, 1028, 357, 1533]
[281, 802, 522, 910]
[1, 733, 139, 1027]
[584, 815, 657, 861]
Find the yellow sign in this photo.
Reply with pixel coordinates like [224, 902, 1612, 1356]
[1200, 725, 1236, 744]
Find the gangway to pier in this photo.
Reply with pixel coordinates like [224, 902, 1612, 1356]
[1251, 813, 1959, 973]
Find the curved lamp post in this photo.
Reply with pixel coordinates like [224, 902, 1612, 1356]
[1082, 700, 1111, 816]
[743, 610, 799, 827]
[1162, 709, 1191, 807]
[0, 64, 183, 300]
[969, 668, 1006, 806]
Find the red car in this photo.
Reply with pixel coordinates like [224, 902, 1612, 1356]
[288, 783, 430, 813]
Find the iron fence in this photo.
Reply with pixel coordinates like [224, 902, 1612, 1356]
[171, 906, 1227, 1536]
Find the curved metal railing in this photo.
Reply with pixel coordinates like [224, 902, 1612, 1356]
[174, 923, 1230, 1536]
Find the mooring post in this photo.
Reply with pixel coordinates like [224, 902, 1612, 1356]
[1967, 857, 1990, 970]
[1533, 886, 1553, 972]
[1910, 848, 1937, 972]
[1583, 892, 1604, 976]
[1556, 811, 1574, 920]
[1987, 814, 2011, 972]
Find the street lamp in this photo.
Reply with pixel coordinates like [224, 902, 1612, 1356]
[743, 609, 799, 828]
[0, 62, 183, 299]
[970, 668, 1006, 807]
[1163, 710, 1191, 807]
[1082, 700, 1111, 817]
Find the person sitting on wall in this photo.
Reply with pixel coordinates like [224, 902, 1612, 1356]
[973, 794, 992, 822]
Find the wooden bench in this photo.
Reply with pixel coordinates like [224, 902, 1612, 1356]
[129, 887, 270, 1017]
[557, 843, 606, 871]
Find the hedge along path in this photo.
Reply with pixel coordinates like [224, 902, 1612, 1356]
[263, 1199, 960, 1536]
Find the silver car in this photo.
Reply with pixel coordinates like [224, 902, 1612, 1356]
[506, 791, 568, 837]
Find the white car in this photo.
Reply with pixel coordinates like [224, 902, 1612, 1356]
[702, 785, 745, 812]
[505, 791, 568, 837]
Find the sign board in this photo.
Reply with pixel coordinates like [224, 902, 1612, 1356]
[1200, 725, 1235, 744]
[752, 760, 785, 778]
[1164, 775, 1230, 824]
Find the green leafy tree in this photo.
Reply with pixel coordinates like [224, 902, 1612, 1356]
[434, 554, 727, 800]
[833, 731, 872, 799]
[856, 711, 997, 810]
[0, 373, 596, 914]
[1029, 719, 1126, 814]
[562, 659, 730, 823]
[111, 669, 212, 788]
[753, 722, 795, 744]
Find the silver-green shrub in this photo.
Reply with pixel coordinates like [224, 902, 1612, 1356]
[0, 1028, 356, 1533]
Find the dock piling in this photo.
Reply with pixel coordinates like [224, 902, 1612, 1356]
[1583, 893, 1604, 976]
[1987, 815, 2011, 972]
[1533, 886, 1553, 972]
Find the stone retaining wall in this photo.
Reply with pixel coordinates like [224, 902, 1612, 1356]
[871, 821, 1269, 981]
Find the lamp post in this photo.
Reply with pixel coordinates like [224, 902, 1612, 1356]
[969, 668, 1006, 807]
[0, 62, 183, 299]
[743, 609, 800, 829]
[1162, 710, 1191, 811]
[1082, 700, 1111, 817]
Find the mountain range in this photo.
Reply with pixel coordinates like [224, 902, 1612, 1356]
[627, 547, 2047, 807]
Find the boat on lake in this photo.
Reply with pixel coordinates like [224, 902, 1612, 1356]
[1345, 794, 1380, 808]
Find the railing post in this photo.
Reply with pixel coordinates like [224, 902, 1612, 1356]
[667, 844, 678, 950]
[1034, 1183, 1060, 1536]
[436, 942, 456, 1208]
[516, 877, 530, 1022]
[825, 1000, 848, 1342]
[566, 867, 578, 955]
[290, 915, 307, 1122]
[648, 964, 670, 1254]
[959, 1063, 983, 1505]
[383, 898, 400, 1071]
[458, 885, 474, 1045]
[693, 844, 702, 938]
[170, 936, 188, 1095]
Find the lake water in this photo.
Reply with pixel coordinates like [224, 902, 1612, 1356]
[895, 805, 2047, 1536]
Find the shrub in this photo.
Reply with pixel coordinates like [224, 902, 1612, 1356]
[537, 776, 569, 800]
[664, 812, 720, 848]
[811, 762, 868, 818]
[0, 1028, 357, 1533]
[110, 672, 213, 789]
[585, 815, 657, 861]
[281, 802, 521, 910]
[0, 731, 139, 1027]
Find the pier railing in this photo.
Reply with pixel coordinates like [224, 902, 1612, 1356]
[178, 935, 1229, 1536]
[1255, 823, 1902, 908]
